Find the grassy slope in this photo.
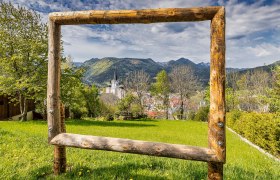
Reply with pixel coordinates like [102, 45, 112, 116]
[0, 120, 279, 180]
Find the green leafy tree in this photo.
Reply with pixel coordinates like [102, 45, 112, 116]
[0, 2, 48, 121]
[82, 85, 100, 117]
[225, 87, 239, 112]
[151, 70, 170, 119]
[60, 60, 87, 119]
[117, 93, 136, 115]
[226, 71, 239, 110]
[269, 66, 280, 112]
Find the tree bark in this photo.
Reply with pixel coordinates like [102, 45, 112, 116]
[208, 7, 225, 179]
[50, 133, 220, 162]
[208, 162, 223, 180]
[164, 96, 169, 120]
[53, 103, 66, 174]
[49, 7, 221, 25]
[19, 94, 28, 121]
[179, 94, 184, 120]
[22, 97, 28, 121]
[47, 19, 64, 175]
[19, 93, 23, 115]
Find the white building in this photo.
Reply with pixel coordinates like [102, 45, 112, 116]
[105, 71, 125, 99]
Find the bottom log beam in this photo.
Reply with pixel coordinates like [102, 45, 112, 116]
[50, 133, 221, 162]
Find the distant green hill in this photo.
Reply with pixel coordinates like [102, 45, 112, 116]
[75, 57, 280, 86]
[80, 57, 163, 85]
[78, 57, 211, 86]
[235, 60, 280, 75]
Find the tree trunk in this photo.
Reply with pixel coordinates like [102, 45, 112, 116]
[19, 94, 28, 121]
[179, 101, 184, 120]
[19, 93, 23, 115]
[166, 106, 168, 120]
[232, 90, 235, 110]
[164, 95, 169, 120]
[179, 95, 184, 120]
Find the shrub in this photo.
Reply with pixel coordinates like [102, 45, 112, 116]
[226, 110, 242, 127]
[194, 106, 209, 122]
[71, 106, 88, 119]
[104, 114, 114, 121]
[99, 101, 116, 121]
[186, 111, 196, 120]
[131, 103, 142, 118]
[227, 111, 280, 157]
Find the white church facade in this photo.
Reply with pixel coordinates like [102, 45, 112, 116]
[105, 71, 125, 99]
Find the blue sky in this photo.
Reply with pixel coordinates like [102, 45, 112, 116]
[7, 0, 280, 68]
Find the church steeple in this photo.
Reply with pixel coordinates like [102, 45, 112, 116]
[113, 67, 118, 81]
[104, 66, 125, 99]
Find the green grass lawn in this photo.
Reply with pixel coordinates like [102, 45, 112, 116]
[0, 119, 279, 179]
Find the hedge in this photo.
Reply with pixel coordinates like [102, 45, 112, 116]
[227, 111, 280, 158]
[193, 106, 209, 122]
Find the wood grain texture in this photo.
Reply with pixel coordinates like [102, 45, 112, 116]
[47, 20, 61, 142]
[208, 162, 224, 180]
[49, 7, 221, 25]
[53, 103, 66, 175]
[47, 20, 65, 175]
[50, 133, 221, 162]
[208, 6, 226, 180]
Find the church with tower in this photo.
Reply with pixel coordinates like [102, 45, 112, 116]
[105, 71, 125, 99]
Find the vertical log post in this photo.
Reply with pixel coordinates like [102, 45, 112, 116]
[47, 19, 66, 175]
[208, 7, 226, 180]
[53, 103, 66, 174]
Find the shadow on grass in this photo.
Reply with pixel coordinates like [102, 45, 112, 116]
[26, 163, 204, 179]
[24, 162, 277, 180]
[66, 119, 156, 127]
[125, 118, 159, 122]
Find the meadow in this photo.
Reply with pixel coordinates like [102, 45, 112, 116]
[0, 119, 279, 179]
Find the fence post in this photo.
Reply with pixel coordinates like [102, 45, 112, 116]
[47, 19, 66, 175]
[208, 7, 226, 180]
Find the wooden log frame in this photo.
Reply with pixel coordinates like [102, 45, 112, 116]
[50, 133, 220, 162]
[47, 6, 226, 179]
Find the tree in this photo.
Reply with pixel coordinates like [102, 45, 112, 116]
[270, 66, 280, 112]
[151, 70, 170, 119]
[0, 2, 48, 121]
[170, 66, 200, 119]
[236, 69, 271, 112]
[124, 70, 150, 113]
[226, 71, 239, 110]
[117, 92, 136, 118]
[60, 59, 87, 119]
[82, 85, 100, 117]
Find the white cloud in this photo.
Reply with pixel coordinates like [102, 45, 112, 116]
[6, 0, 280, 68]
[226, 0, 280, 38]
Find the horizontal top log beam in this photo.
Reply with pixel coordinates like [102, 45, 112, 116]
[49, 7, 222, 25]
[50, 133, 221, 162]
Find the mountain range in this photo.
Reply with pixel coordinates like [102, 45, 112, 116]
[75, 57, 280, 86]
